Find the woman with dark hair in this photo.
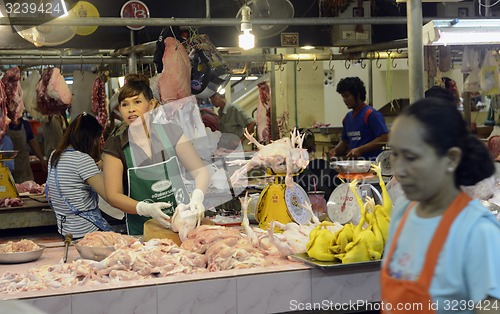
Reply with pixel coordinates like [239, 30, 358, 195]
[102, 74, 209, 235]
[329, 76, 388, 160]
[381, 97, 500, 313]
[45, 113, 112, 239]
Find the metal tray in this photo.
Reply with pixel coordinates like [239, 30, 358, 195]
[0, 245, 45, 264]
[75, 242, 115, 261]
[290, 252, 381, 269]
[0, 150, 18, 161]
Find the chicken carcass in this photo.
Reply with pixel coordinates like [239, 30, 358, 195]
[228, 128, 309, 188]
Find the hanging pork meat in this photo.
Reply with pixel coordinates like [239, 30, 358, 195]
[36, 67, 72, 115]
[1, 66, 25, 123]
[91, 76, 107, 128]
[91, 76, 107, 147]
[157, 37, 192, 103]
[257, 81, 271, 143]
[0, 80, 10, 140]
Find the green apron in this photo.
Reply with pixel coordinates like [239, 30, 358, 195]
[124, 124, 189, 235]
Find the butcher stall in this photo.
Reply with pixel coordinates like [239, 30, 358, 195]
[0, 235, 381, 314]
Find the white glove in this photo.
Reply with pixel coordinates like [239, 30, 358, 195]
[189, 189, 205, 216]
[136, 201, 172, 228]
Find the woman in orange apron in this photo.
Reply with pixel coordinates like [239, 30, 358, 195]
[382, 98, 500, 314]
[102, 74, 209, 235]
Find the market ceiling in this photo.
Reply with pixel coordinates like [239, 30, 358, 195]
[0, 0, 444, 50]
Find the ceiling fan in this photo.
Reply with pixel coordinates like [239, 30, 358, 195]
[8, 0, 77, 47]
[236, 0, 295, 39]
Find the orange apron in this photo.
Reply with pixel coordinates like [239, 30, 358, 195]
[381, 192, 471, 314]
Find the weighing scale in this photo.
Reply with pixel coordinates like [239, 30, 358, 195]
[327, 166, 382, 225]
[0, 150, 19, 199]
[255, 173, 311, 230]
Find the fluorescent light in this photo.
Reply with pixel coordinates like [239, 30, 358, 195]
[301, 46, 315, 50]
[238, 5, 255, 50]
[239, 30, 255, 50]
[423, 19, 500, 45]
[229, 76, 259, 81]
[65, 79, 73, 85]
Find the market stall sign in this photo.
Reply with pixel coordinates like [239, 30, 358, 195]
[120, 0, 149, 31]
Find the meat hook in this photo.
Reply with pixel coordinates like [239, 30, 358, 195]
[359, 59, 366, 69]
[329, 53, 334, 70]
[60, 56, 63, 74]
[392, 57, 397, 69]
[296, 54, 302, 72]
[375, 52, 382, 69]
[312, 55, 318, 70]
[344, 59, 351, 69]
[275, 53, 285, 72]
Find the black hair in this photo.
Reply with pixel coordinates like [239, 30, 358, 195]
[424, 86, 457, 105]
[336, 77, 367, 102]
[402, 97, 494, 186]
[50, 113, 103, 167]
[118, 73, 153, 103]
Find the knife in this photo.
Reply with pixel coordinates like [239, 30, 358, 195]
[63, 233, 73, 263]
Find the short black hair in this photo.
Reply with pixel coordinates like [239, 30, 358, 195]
[425, 85, 457, 105]
[336, 77, 366, 102]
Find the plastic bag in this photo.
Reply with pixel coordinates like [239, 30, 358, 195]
[480, 50, 500, 95]
[464, 67, 481, 92]
[461, 47, 480, 73]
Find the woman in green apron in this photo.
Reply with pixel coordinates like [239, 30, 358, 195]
[102, 74, 209, 235]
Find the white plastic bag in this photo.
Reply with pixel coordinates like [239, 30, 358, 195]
[480, 50, 500, 95]
[461, 47, 480, 73]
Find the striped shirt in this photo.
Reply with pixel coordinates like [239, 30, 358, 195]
[46, 150, 101, 238]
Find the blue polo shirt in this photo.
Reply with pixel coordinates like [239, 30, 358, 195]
[341, 104, 388, 160]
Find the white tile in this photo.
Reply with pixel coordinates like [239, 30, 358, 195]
[72, 286, 157, 314]
[237, 270, 311, 314]
[15, 297, 71, 314]
[157, 278, 237, 314]
[311, 269, 381, 307]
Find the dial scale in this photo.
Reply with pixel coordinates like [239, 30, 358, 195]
[255, 176, 311, 229]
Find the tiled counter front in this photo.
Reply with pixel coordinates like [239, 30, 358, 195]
[2, 247, 381, 314]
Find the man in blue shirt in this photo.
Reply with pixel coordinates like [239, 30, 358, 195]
[329, 77, 389, 160]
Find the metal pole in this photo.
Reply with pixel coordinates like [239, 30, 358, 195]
[0, 16, 431, 27]
[129, 30, 137, 74]
[407, 0, 424, 103]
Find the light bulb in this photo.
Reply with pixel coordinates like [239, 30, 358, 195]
[239, 30, 255, 50]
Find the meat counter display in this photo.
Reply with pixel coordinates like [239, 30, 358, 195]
[0, 230, 381, 314]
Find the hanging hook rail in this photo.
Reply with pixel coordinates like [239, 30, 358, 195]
[296, 54, 301, 71]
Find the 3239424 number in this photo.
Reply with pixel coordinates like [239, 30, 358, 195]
[3, 0, 69, 17]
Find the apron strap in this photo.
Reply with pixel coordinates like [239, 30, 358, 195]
[49, 149, 111, 231]
[124, 123, 176, 169]
[418, 192, 471, 289]
[383, 192, 471, 290]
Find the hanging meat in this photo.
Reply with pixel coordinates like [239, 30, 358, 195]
[0, 80, 10, 140]
[257, 81, 271, 143]
[1, 66, 25, 123]
[91, 76, 107, 147]
[157, 37, 192, 103]
[36, 67, 72, 115]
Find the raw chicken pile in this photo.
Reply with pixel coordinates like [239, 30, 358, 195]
[0, 239, 40, 253]
[77, 231, 137, 248]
